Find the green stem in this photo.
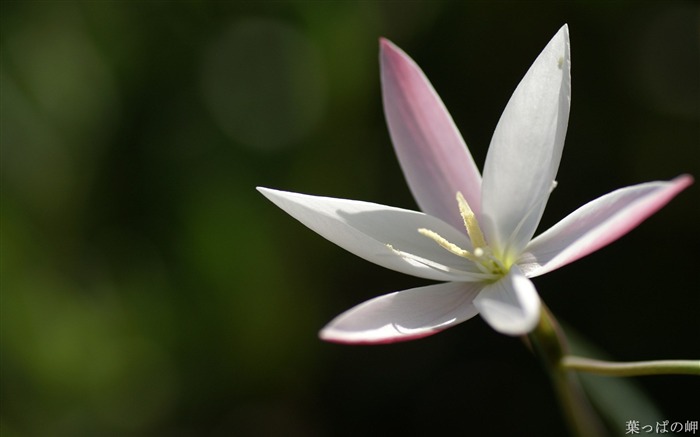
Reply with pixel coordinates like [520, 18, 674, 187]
[527, 304, 607, 437]
[561, 356, 700, 377]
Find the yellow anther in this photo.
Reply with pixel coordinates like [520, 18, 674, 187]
[456, 191, 487, 249]
[417, 228, 477, 261]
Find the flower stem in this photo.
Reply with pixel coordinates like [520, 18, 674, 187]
[561, 356, 700, 377]
[527, 304, 607, 437]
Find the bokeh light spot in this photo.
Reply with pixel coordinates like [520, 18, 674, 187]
[201, 18, 327, 151]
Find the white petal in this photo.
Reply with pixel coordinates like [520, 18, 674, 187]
[474, 266, 541, 336]
[381, 38, 482, 230]
[481, 25, 571, 259]
[319, 282, 483, 344]
[257, 187, 489, 281]
[519, 175, 693, 278]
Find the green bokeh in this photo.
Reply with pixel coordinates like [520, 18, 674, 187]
[2, 1, 698, 435]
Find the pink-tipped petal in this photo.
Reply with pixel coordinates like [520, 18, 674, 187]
[481, 25, 571, 259]
[319, 282, 483, 344]
[381, 38, 482, 231]
[520, 175, 693, 278]
[258, 187, 490, 282]
[474, 265, 541, 336]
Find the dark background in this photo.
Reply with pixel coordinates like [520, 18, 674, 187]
[2, 1, 698, 436]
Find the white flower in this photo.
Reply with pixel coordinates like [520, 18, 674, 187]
[257, 25, 693, 343]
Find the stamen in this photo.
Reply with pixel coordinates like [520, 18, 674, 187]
[456, 192, 487, 249]
[386, 244, 443, 267]
[417, 228, 476, 260]
[385, 191, 510, 279]
[386, 244, 495, 280]
[387, 244, 449, 271]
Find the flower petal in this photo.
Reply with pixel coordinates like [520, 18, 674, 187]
[474, 265, 540, 336]
[257, 187, 490, 282]
[519, 175, 693, 277]
[319, 282, 483, 344]
[481, 25, 571, 259]
[380, 38, 482, 230]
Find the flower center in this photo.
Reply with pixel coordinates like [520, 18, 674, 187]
[418, 192, 507, 277]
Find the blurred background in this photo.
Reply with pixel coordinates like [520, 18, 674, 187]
[1, 1, 698, 436]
